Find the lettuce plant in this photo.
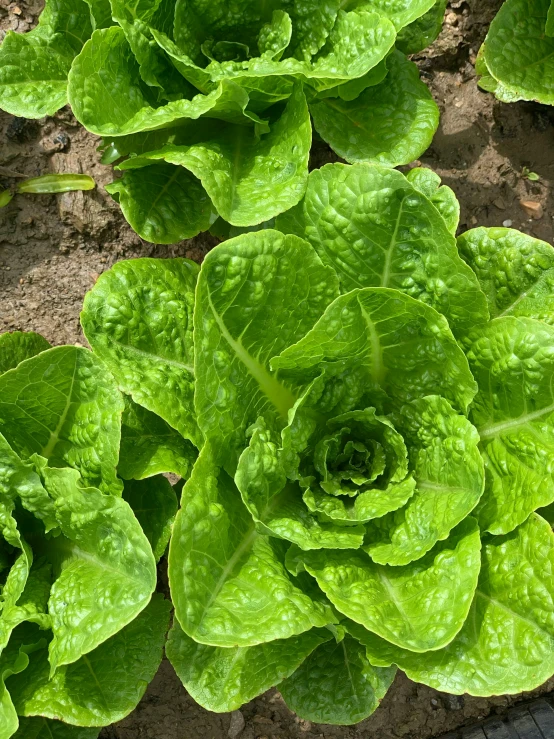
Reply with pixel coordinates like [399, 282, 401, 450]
[0, 331, 181, 738]
[80, 162, 554, 724]
[0, 0, 444, 244]
[477, 0, 554, 104]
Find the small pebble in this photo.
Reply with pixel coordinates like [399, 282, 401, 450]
[502, 219, 513, 227]
[228, 710, 245, 739]
[520, 199, 543, 219]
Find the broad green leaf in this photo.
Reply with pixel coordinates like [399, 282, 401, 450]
[364, 396, 484, 565]
[362, 514, 554, 696]
[396, 0, 447, 54]
[119, 396, 197, 480]
[279, 635, 395, 725]
[357, 0, 436, 30]
[105, 162, 215, 243]
[0, 346, 123, 496]
[83, 0, 113, 29]
[276, 163, 486, 337]
[168, 443, 336, 648]
[315, 56, 390, 102]
[287, 0, 340, 60]
[272, 288, 478, 415]
[295, 517, 481, 652]
[468, 316, 554, 534]
[482, 0, 554, 105]
[81, 257, 201, 447]
[0, 434, 57, 533]
[258, 10, 292, 60]
[14, 717, 99, 739]
[458, 227, 554, 323]
[309, 52, 439, 167]
[8, 596, 170, 726]
[0, 0, 92, 117]
[205, 10, 396, 87]
[68, 28, 260, 135]
[406, 167, 460, 235]
[235, 418, 366, 549]
[117, 84, 312, 227]
[0, 333, 51, 376]
[122, 476, 178, 561]
[0, 560, 52, 654]
[166, 619, 331, 712]
[194, 231, 339, 470]
[36, 464, 156, 671]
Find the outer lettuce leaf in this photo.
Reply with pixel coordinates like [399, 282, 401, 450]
[81, 257, 201, 447]
[364, 396, 484, 565]
[166, 619, 332, 712]
[168, 443, 336, 648]
[360, 0, 436, 30]
[468, 317, 554, 534]
[119, 396, 197, 480]
[116, 84, 311, 227]
[292, 517, 481, 652]
[35, 465, 156, 671]
[275, 163, 487, 337]
[458, 227, 554, 324]
[13, 717, 98, 739]
[406, 166, 460, 235]
[0, 0, 92, 117]
[279, 635, 396, 725]
[194, 231, 339, 469]
[7, 596, 170, 726]
[362, 514, 554, 696]
[309, 53, 439, 167]
[105, 163, 215, 244]
[0, 334, 51, 376]
[0, 347, 124, 496]
[396, 0, 447, 54]
[481, 0, 554, 105]
[122, 476, 178, 561]
[272, 288, 477, 414]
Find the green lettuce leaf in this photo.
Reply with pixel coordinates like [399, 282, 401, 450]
[360, 0, 436, 30]
[406, 166, 460, 235]
[81, 257, 201, 447]
[309, 52, 439, 167]
[362, 514, 554, 696]
[396, 0, 447, 54]
[468, 316, 554, 534]
[122, 476, 177, 561]
[0, 334, 51, 376]
[292, 517, 481, 652]
[13, 717, 99, 739]
[168, 443, 336, 648]
[0, 346, 124, 496]
[279, 635, 395, 725]
[166, 619, 332, 712]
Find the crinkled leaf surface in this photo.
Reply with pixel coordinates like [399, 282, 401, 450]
[106, 163, 215, 244]
[458, 227, 554, 324]
[0, 0, 92, 117]
[119, 396, 197, 481]
[362, 514, 554, 696]
[117, 84, 311, 227]
[81, 257, 201, 447]
[166, 619, 331, 712]
[406, 166, 460, 235]
[396, 0, 447, 54]
[275, 163, 487, 337]
[360, 0, 436, 29]
[122, 476, 177, 561]
[194, 231, 339, 470]
[482, 0, 554, 105]
[0, 346, 123, 496]
[168, 443, 335, 648]
[0, 333, 51, 376]
[310, 53, 439, 167]
[295, 517, 481, 652]
[37, 465, 156, 671]
[468, 316, 554, 534]
[8, 596, 170, 726]
[279, 635, 395, 725]
[273, 288, 477, 415]
[364, 396, 484, 565]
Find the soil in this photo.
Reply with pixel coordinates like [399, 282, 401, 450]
[1, 0, 554, 737]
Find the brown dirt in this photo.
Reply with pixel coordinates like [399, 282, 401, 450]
[1, 1, 554, 737]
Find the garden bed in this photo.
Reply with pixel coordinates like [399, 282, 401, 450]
[1, 0, 554, 737]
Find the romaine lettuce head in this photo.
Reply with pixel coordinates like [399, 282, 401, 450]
[0, 333, 174, 737]
[81, 163, 554, 724]
[0, 0, 444, 241]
